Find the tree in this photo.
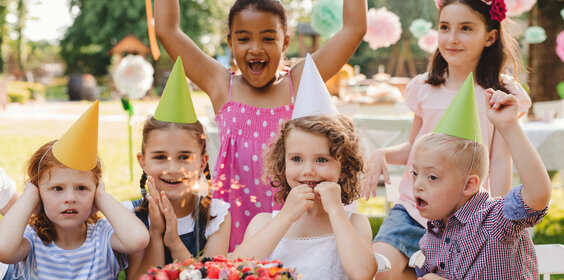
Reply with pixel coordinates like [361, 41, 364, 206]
[60, 0, 227, 76]
[528, 0, 564, 102]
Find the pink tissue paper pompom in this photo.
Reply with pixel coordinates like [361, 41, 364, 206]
[363, 7, 402, 50]
[505, 0, 536, 17]
[418, 30, 438, 53]
[556, 31, 564, 63]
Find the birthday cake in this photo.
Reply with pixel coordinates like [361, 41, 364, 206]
[139, 256, 299, 280]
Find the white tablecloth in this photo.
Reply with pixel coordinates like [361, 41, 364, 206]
[521, 118, 564, 171]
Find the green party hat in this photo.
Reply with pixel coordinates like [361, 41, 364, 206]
[153, 57, 197, 123]
[434, 73, 482, 143]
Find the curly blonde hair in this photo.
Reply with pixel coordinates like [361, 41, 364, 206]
[264, 115, 364, 205]
[26, 140, 101, 244]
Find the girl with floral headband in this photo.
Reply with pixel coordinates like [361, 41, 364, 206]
[364, 0, 531, 279]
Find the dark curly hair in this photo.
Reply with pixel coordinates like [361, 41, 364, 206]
[26, 140, 101, 244]
[264, 115, 364, 205]
[426, 0, 522, 93]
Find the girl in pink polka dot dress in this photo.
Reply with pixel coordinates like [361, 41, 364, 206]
[155, 0, 367, 251]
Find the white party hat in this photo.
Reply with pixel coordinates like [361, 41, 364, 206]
[291, 53, 339, 119]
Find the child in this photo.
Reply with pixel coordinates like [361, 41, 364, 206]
[0, 166, 18, 216]
[413, 89, 550, 279]
[0, 101, 150, 279]
[231, 115, 377, 280]
[364, 0, 531, 278]
[155, 0, 367, 250]
[0, 166, 18, 280]
[125, 58, 231, 279]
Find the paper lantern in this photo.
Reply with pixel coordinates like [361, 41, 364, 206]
[505, 0, 536, 17]
[410, 19, 433, 39]
[524, 26, 546, 44]
[418, 30, 438, 53]
[363, 8, 402, 50]
[311, 0, 343, 38]
[113, 54, 154, 100]
[556, 31, 564, 63]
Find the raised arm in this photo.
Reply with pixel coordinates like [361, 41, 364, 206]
[154, 0, 229, 106]
[95, 181, 149, 254]
[291, 0, 367, 86]
[0, 182, 37, 264]
[486, 89, 551, 211]
[488, 128, 512, 197]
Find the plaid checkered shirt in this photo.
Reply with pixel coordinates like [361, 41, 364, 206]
[417, 185, 547, 279]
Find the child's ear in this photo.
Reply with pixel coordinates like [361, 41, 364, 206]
[485, 29, 498, 47]
[282, 34, 290, 52]
[137, 152, 145, 170]
[201, 153, 209, 172]
[462, 174, 480, 196]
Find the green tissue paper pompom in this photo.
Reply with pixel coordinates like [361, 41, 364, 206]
[311, 0, 343, 38]
[409, 19, 432, 38]
[561, 8, 564, 20]
[557, 81, 564, 100]
[524, 26, 547, 44]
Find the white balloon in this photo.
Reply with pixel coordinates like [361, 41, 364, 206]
[112, 55, 154, 100]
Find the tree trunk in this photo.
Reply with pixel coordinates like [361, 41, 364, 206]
[528, 0, 564, 102]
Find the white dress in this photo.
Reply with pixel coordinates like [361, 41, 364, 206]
[269, 211, 352, 280]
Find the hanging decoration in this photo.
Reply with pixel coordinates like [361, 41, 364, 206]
[524, 26, 547, 44]
[363, 7, 402, 50]
[311, 0, 343, 38]
[418, 30, 438, 53]
[556, 31, 564, 63]
[561, 8, 564, 20]
[409, 19, 433, 38]
[113, 54, 154, 181]
[505, 0, 536, 17]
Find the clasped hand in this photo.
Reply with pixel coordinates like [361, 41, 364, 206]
[281, 182, 343, 221]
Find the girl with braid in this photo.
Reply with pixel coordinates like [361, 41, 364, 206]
[124, 59, 231, 279]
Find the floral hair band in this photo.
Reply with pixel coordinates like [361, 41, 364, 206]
[435, 0, 507, 22]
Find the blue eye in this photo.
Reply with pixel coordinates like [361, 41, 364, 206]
[54, 186, 63, 191]
[290, 156, 302, 162]
[77, 186, 87, 191]
[316, 157, 328, 163]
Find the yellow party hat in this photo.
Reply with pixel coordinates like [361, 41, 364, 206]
[434, 73, 482, 143]
[153, 57, 197, 123]
[52, 100, 99, 171]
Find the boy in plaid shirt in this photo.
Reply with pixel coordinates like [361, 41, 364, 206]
[412, 89, 551, 279]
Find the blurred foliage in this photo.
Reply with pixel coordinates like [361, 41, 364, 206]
[61, 0, 229, 77]
[534, 188, 564, 245]
[6, 80, 46, 103]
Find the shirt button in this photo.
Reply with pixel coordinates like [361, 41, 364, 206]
[445, 237, 450, 244]
[440, 262, 445, 269]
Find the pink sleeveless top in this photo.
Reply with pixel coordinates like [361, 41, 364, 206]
[212, 71, 294, 251]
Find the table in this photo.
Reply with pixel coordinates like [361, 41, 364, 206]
[521, 118, 564, 172]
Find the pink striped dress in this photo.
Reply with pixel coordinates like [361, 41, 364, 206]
[212, 71, 294, 251]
